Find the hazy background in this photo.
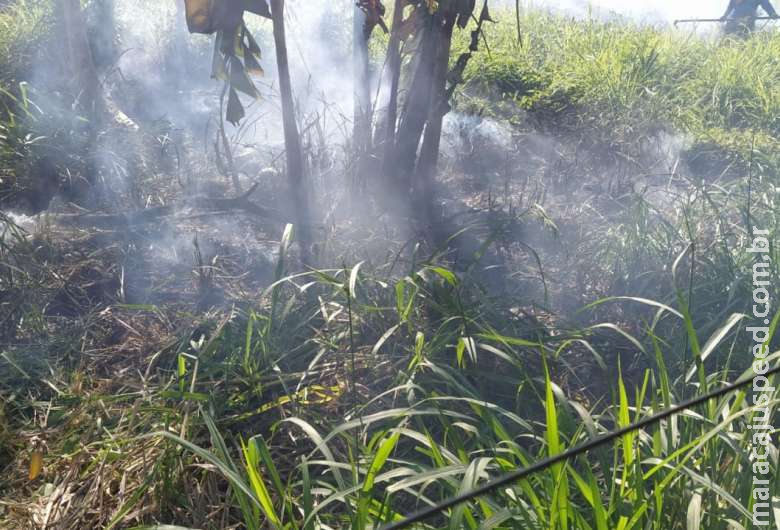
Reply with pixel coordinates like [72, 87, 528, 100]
[505, 0, 749, 23]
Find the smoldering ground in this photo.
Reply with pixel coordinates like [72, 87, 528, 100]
[0, 0, 723, 315]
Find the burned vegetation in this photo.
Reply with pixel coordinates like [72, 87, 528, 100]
[0, 1, 779, 529]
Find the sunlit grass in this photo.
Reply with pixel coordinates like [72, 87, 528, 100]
[0, 0, 52, 88]
[460, 9, 780, 172]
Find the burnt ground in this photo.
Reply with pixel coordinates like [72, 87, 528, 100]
[0, 91, 736, 527]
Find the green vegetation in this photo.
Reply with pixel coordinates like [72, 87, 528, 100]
[460, 10, 780, 174]
[1, 3, 779, 530]
[0, 0, 52, 88]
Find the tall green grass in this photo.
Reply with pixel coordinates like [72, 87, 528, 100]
[158, 270, 778, 528]
[459, 9, 780, 175]
[151, 189, 779, 528]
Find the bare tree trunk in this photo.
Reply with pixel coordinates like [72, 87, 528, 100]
[381, 0, 404, 168]
[90, 0, 117, 71]
[414, 12, 455, 217]
[59, 0, 104, 201]
[352, 6, 372, 193]
[353, 6, 371, 157]
[389, 12, 439, 193]
[59, 0, 101, 118]
[270, 0, 312, 264]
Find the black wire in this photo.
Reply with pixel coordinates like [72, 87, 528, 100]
[381, 364, 780, 530]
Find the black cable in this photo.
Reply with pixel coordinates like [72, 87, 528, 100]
[381, 364, 780, 530]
